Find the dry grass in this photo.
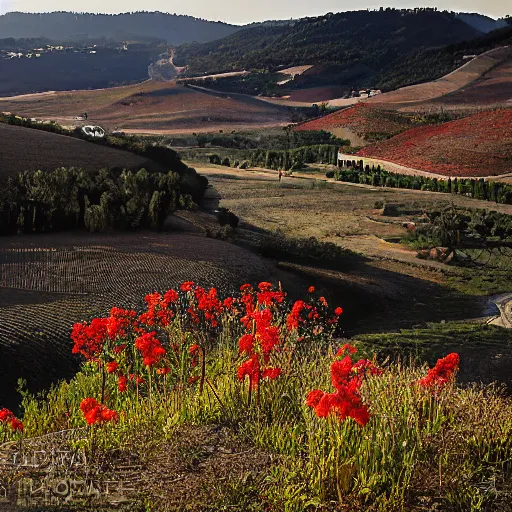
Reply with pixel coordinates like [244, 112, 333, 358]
[0, 80, 292, 134]
[368, 46, 512, 109]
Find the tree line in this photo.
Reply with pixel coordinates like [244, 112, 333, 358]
[0, 114, 209, 203]
[328, 165, 512, 205]
[0, 167, 196, 236]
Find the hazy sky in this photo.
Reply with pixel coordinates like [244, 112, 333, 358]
[0, 0, 509, 23]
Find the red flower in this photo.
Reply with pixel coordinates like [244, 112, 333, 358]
[0, 408, 23, 431]
[262, 367, 282, 380]
[258, 282, 273, 291]
[238, 334, 255, 355]
[113, 343, 127, 355]
[9, 418, 24, 431]
[135, 333, 166, 366]
[240, 283, 253, 292]
[334, 307, 343, 316]
[306, 389, 325, 408]
[118, 375, 127, 392]
[308, 286, 315, 293]
[157, 366, 171, 375]
[80, 398, 118, 425]
[223, 297, 235, 309]
[106, 361, 119, 374]
[163, 289, 179, 305]
[71, 317, 108, 360]
[286, 300, 308, 331]
[336, 343, 357, 357]
[418, 353, 460, 390]
[237, 354, 260, 390]
[181, 281, 195, 292]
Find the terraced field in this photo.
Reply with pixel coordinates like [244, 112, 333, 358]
[0, 80, 292, 134]
[0, 231, 278, 410]
[294, 103, 415, 144]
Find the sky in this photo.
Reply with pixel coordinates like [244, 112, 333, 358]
[0, 0, 509, 23]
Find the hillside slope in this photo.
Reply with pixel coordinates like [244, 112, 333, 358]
[357, 109, 512, 177]
[0, 123, 165, 177]
[368, 46, 512, 107]
[0, 12, 239, 45]
[175, 9, 481, 80]
[0, 80, 293, 134]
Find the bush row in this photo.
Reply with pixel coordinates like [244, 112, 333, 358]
[0, 167, 196, 235]
[330, 166, 512, 205]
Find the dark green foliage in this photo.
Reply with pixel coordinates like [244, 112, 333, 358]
[175, 9, 480, 87]
[208, 154, 222, 165]
[221, 157, 231, 167]
[374, 24, 512, 90]
[0, 114, 209, 203]
[333, 165, 512, 205]
[216, 208, 239, 229]
[0, 167, 191, 235]
[184, 129, 348, 151]
[251, 145, 339, 171]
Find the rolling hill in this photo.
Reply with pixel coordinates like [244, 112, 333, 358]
[0, 12, 239, 45]
[357, 109, 512, 177]
[174, 9, 482, 81]
[0, 123, 166, 177]
[368, 46, 512, 109]
[0, 80, 294, 134]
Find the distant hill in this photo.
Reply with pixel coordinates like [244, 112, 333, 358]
[174, 9, 482, 78]
[456, 13, 508, 33]
[0, 12, 239, 45]
[373, 25, 512, 90]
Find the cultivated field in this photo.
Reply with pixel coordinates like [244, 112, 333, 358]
[0, 123, 165, 177]
[0, 230, 292, 410]
[358, 108, 512, 177]
[294, 103, 416, 143]
[367, 46, 512, 110]
[0, 80, 293, 134]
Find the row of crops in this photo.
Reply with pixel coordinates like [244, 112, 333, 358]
[327, 165, 512, 204]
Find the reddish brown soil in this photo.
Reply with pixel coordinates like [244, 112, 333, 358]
[294, 103, 414, 140]
[358, 108, 512, 176]
[0, 123, 164, 178]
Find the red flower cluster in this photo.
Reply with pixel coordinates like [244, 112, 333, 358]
[0, 408, 23, 431]
[80, 398, 119, 425]
[306, 346, 382, 427]
[139, 291, 178, 327]
[134, 332, 166, 366]
[418, 353, 460, 390]
[236, 283, 288, 390]
[71, 317, 108, 360]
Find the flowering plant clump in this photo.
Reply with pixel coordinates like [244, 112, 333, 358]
[80, 398, 119, 425]
[0, 408, 24, 433]
[235, 282, 343, 402]
[306, 345, 382, 427]
[69, 281, 344, 419]
[418, 353, 460, 391]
